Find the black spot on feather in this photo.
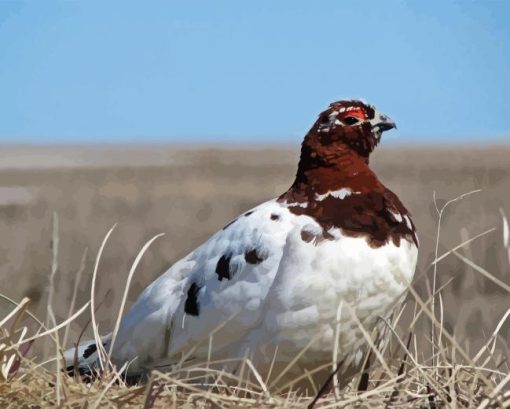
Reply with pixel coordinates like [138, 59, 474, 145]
[270, 213, 280, 221]
[216, 254, 232, 281]
[300, 229, 315, 243]
[244, 248, 267, 264]
[83, 343, 97, 359]
[222, 218, 238, 230]
[184, 283, 201, 316]
[244, 211, 254, 217]
[66, 365, 89, 377]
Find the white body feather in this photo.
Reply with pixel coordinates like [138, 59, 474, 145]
[108, 198, 417, 381]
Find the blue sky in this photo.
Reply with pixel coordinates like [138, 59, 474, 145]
[0, 1, 509, 145]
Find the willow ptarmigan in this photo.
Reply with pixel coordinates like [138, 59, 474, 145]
[65, 100, 418, 390]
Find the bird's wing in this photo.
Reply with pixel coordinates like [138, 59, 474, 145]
[112, 198, 308, 372]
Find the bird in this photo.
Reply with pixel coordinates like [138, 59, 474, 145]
[64, 100, 418, 392]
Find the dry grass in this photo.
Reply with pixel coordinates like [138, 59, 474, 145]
[0, 146, 510, 407]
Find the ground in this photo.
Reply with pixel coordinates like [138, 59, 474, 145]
[0, 145, 509, 407]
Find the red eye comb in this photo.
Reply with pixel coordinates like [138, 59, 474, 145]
[340, 107, 367, 120]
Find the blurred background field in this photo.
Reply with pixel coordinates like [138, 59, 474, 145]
[1, 2, 510, 406]
[0, 144, 509, 357]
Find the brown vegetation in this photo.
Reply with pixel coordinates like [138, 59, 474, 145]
[0, 145, 509, 407]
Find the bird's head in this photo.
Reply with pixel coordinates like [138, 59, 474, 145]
[307, 100, 396, 157]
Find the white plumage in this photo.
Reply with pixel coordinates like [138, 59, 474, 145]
[65, 100, 418, 390]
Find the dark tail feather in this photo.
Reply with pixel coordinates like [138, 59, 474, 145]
[63, 336, 144, 384]
[64, 336, 110, 380]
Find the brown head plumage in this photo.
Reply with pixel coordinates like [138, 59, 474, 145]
[309, 100, 396, 158]
[279, 100, 418, 248]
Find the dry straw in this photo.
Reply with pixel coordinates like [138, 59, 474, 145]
[0, 193, 509, 408]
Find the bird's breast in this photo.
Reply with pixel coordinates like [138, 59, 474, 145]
[260, 227, 418, 355]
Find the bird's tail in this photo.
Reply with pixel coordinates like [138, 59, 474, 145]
[63, 334, 111, 378]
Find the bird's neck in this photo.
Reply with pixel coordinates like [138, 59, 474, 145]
[281, 139, 380, 202]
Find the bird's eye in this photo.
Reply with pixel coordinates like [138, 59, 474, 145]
[343, 116, 360, 125]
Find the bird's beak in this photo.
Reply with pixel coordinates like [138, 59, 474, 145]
[370, 111, 396, 141]
[372, 112, 396, 132]
[377, 118, 396, 132]
[370, 111, 397, 142]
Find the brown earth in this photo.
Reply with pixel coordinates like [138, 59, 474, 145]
[0, 145, 508, 357]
